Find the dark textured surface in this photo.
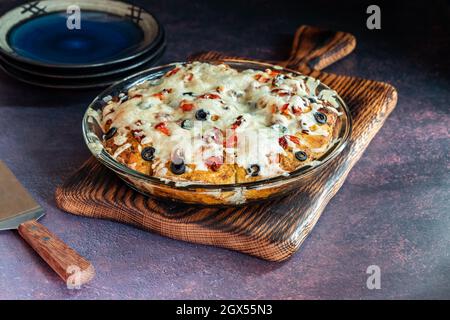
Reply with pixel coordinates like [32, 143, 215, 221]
[0, 0, 449, 299]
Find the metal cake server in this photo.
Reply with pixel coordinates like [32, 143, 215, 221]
[0, 161, 94, 288]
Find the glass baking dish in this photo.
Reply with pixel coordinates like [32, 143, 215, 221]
[82, 60, 352, 205]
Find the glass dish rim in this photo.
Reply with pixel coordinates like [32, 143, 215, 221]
[82, 59, 353, 191]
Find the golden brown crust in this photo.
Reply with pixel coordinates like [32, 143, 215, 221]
[160, 163, 236, 184]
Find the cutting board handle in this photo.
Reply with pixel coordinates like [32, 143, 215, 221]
[190, 25, 355, 72]
[283, 25, 356, 71]
[18, 220, 95, 288]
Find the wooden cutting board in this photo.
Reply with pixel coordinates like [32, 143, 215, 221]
[55, 26, 398, 261]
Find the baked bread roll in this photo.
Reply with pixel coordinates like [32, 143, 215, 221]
[100, 62, 343, 185]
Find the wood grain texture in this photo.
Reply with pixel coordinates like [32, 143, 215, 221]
[18, 220, 95, 287]
[55, 26, 397, 261]
[285, 24, 356, 71]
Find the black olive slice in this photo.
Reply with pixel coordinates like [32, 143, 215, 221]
[195, 109, 209, 121]
[295, 151, 308, 162]
[181, 119, 193, 129]
[314, 112, 327, 124]
[141, 147, 156, 161]
[103, 127, 117, 140]
[247, 164, 260, 177]
[170, 160, 186, 175]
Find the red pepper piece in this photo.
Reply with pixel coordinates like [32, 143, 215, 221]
[205, 156, 223, 172]
[292, 105, 302, 115]
[231, 116, 244, 129]
[271, 104, 277, 113]
[198, 93, 221, 100]
[266, 69, 280, 77]
[254, 74, 270, 83]
[166, 67, 180, 77]
[280, 103, 290, 115]
[288, 135, 301, 145]
[180, 101, 195, 111]
[152, 92, 164, 100]
[155, 122, 171, 136]
[152, 88, 172, 100]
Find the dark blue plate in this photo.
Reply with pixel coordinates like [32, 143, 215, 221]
[9, 12, 144, 65]
[0, 0, 161, 69]
[0, 44, 166, 89]
[0, 28, 166, 79]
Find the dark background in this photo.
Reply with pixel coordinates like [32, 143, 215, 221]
[0, 0, 448, 299]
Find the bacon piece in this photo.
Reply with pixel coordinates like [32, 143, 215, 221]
[279, 135, 300, 149]
[279, 136, 288, 149]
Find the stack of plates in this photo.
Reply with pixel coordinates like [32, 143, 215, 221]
[0, 0, 165, 89]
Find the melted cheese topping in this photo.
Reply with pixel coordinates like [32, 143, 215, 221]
[101, 62, 342, 180]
